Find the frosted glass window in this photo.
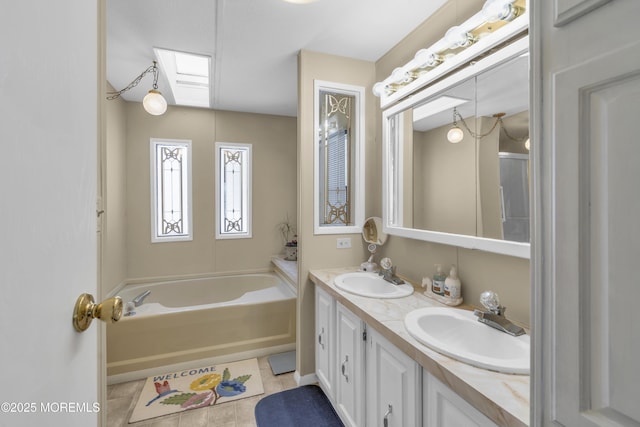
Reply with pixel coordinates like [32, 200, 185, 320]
[151, 139, 193, 242]
[215, 142, 252, 239]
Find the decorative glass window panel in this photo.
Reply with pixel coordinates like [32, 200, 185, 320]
[215, 142, 252, 239]
[314, 81, 365, 234]
[150, 139, 193, 242]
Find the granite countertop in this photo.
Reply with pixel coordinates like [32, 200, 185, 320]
[309, 267, 529, 427]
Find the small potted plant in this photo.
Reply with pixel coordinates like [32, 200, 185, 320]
[278, 216, 298, 261]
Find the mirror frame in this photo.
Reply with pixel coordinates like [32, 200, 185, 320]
[313, 80, 365, 235]
[382, 36, 530, 259]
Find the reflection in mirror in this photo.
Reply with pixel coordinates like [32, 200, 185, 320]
[314, 81, 364, 235]
[383, 39, 530, 258]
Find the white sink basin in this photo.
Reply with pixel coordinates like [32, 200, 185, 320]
[404, 307, 529, 374]
[333, 272, 414, 299]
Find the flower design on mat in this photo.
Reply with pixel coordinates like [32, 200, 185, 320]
[180, 391, 215, 410]
[190, 373, 222, 391]
[216, 380, 247, 397]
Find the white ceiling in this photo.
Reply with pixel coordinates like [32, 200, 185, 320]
[413, 53, 529, 132]
[106, 0, 450, 117]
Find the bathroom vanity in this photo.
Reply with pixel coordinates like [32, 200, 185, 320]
[311, 267, 529, 427]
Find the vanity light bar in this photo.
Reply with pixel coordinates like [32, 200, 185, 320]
[373, 0, 527, 108]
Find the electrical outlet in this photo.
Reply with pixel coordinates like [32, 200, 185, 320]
[336, 237, 352, 249]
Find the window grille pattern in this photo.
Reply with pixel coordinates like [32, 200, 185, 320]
[319, 91, 354, 226]
[151, 139, 192, 242]
[216, 142, 251, 238]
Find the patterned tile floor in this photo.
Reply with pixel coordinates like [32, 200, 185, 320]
[106, 355, 298, 427]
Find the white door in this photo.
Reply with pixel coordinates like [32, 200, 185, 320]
[532, 0, 640, 425]
[423, 371, 498, 427]
[335, 302, 365, 427]
[0, 2, 101, 427]
[366, 328, 420, 427]
[315, 286, 335, 401]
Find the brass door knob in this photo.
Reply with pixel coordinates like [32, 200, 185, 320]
[73, 293, 123, 332]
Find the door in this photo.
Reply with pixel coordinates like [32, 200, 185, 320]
[335, 302, 365, 427]
[423, 371, 497, 427]
[0, 2, 101, 427]
[366, 328, 420, 427]
[532, 0, 640, 425]
[315, 286, 335, 401]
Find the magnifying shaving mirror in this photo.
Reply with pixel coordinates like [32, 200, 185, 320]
[361, 217, 387, 271]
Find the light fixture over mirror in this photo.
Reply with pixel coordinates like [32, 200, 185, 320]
[107, 60, 167, 116]
[373, 0, 527, 108]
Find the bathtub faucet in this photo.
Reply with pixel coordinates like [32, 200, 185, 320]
[132, 290, 151, 307]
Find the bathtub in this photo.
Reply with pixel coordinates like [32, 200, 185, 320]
[107, 272, 296, 377]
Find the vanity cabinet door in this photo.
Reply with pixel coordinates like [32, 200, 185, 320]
[315, 286, 335, 401]
[335, 302, 365, 427]
[423, 371, 498, 427]
[366, 327, 421, 427]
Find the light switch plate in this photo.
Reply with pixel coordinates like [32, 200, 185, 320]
[336, 238, 352, 249]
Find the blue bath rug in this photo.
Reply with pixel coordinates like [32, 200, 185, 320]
[254, 385, 343, 427]
[267, 350, 296, 375]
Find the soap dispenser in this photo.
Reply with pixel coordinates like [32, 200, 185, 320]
[444, 265, 462, 300]
[432, 264, 446, 296]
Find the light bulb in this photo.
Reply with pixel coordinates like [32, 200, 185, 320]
[414, 49, 442, 68]
[391, 67, 408, 84]
[143, 89, 167, 116]
[372, 82, 386, 97]
[524, 138, 530, 151]
[481, 0, 518, 22]
[444, 26, 475, 48]
[447, 126, 464, 143]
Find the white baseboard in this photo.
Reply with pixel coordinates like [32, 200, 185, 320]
[294, 370, 318, 386]
[107, 343, 295, 385]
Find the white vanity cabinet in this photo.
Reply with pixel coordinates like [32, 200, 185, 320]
[335, 301, 366, 427]
[366, 327, 421, 427]
[315, 286, 420, 427]
[423, 371, 498, 427]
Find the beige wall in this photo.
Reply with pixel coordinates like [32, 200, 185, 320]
[102, 83, 128, 296]
[297, 50, 376, 376]
[124, 104, 296, 280]
[413, 120, 476, 235]
[375, 0, 530, 326]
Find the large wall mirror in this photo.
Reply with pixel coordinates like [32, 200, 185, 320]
[382, 37, 530, 258]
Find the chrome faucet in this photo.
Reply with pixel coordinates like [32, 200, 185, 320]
[378, 257, 405, 285]
[473, 291, 525, 336]
[132, 290, 151, 307]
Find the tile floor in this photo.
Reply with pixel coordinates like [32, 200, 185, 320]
[107, 355, 298, 427]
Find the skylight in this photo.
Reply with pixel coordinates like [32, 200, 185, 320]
[154, 48, 212, 108]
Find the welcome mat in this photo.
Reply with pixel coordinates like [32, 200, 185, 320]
[129, 358, 264, 423]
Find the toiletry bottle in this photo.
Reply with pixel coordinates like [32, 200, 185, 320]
[444, 265, 462, 299]
[432, 264, 446, 295]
